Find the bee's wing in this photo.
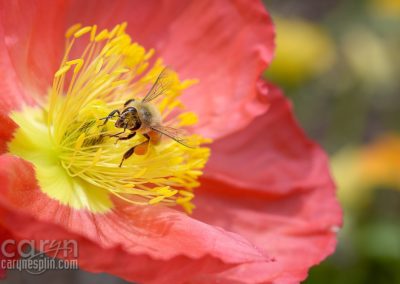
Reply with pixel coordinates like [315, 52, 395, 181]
[142, 67, 173, 103]
[150, 124, 195, 148]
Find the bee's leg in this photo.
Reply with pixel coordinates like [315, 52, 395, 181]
[106, 125, 127, 138]
[117, 132, 136, 141]
[119, 147, 135, 167]
[114, 132, 136, 145]
[134, 134, 150, 155]
[109, 129, 126, 137]
[123, 99, 135, 107]
[100, 110, 120, 126]
[118, 134, 150, 167]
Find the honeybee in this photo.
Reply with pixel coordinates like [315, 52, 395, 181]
[100, 67, 193, 167]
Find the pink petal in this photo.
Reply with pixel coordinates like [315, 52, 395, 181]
[192, 178, 341, 283]
[0, 22, 34, 109]
[0, 0, 67, 97]
[190, 82, 342, 282]
[0, 0, 275, 139]
[0, 23, 31, 153]
[0, 225, 16, 279]
[152, 1, 275, 138]
[0, 113, 17, 154]
[204, 81, 333, 195]
[0, 154, 269, 284]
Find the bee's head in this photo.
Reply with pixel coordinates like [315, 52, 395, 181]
[115, 107, 141, 130]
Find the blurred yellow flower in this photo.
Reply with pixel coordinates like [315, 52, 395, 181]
[360, 134, 400, 188]
[332, 147, 368, 209]
[342, 27, 395, 89]
[266, 17, 336, 86]
[370, 0, 400, 18]
[332, 134, 400, 209]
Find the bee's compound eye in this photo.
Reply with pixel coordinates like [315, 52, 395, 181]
[115, 118, 124, 128]
[130, 118, 141, 131]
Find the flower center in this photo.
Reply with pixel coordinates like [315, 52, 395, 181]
[8, 23, 210, 213]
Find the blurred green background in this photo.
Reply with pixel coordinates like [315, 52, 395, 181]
[263, 0, 400, 283]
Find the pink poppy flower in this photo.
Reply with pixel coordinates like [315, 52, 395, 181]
[0, 0, 342, 283]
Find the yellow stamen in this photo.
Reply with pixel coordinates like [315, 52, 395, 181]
[8, 23, 210, 213]
[54, 65, 71, 77]
[90, 25, 98, 42]
[74, 26, 92, 38]
[65, 23, 82, 38]
[95, 29, 109, 42]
